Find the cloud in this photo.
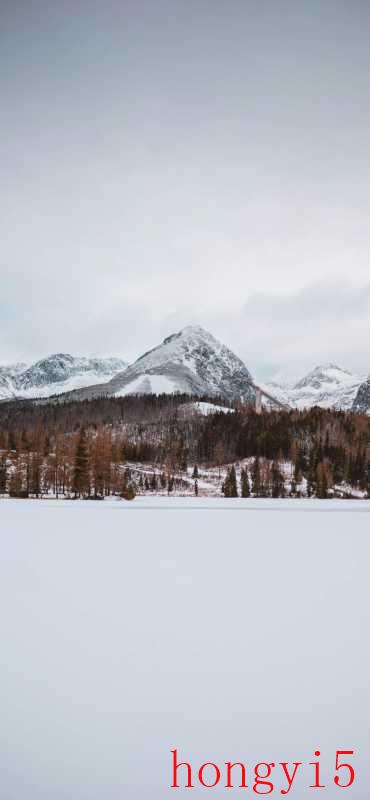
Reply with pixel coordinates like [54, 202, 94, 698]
[1, 279, 369, 381]
[232, 281, 370, 380]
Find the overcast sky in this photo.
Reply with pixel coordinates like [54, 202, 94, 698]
[1, 0, 370, 380]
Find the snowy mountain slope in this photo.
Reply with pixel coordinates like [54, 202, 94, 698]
[0, 355, 127, 400]
[0, 374, 16, 401]
[108, 326, 256, 402]
[0, 363, 29, 400]
[56, 326, 256, 403]
[263, 364, 364, 411]
[352, 377, 370, 413]
[179, 401, 235, 417]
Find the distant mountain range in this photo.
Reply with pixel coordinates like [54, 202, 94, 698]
[262, 364, 365, 412]
[0, 327, 369, 412]
[0, 355, 127, 400]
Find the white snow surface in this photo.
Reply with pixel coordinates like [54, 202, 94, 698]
[0, 497, 369, 799]
[114, 373, 178, 397]
[184, 400, 235, 415]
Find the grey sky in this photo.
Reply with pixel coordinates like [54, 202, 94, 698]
[1, 0, 370, 379]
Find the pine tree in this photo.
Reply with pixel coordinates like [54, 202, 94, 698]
[251, 457, 261, 497]
[192, 464, 199, 479]
[316, 462, 328, 499]
[72, 429, 90, 498]
[224, 465, 238, 497]
[241, 468, 250, 497]
[120, 473, 136, 500]
[271, 461, 285, 498]
[9, 457, 25, 498]
[194, 479, 198, 496]
[181, 448, 188, 473]
[0, 457, 7, 494]
[30, 453, 41, 497]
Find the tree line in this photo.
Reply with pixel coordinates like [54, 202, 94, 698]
[0, 395, 369, 499]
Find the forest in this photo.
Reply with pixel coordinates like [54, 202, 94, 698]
[0, 394, 369, 499]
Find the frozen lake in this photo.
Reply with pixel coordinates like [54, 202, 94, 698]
[0, 498, 369, 798]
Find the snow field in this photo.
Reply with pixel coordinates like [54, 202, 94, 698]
[0, 499, 369, 798]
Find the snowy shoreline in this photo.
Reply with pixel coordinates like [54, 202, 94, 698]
[1, 495, 370, 511]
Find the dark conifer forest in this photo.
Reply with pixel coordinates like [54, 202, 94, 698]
[0, 394, 369, 499]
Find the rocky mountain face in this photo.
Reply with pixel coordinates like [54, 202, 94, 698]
[352, 378, 370, 413]
[263, 364, 365, 411]
[63, 326, 256, 403]
[109, 326, 256, 401]
[0, 355, 127, 400]
[0, 363, 28, 400]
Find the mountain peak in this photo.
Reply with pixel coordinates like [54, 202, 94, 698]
[294, 363, 354, 391]
[106, 326, 255, 401]
[163, 325, 213, 344]
[264, 362, 364, 411]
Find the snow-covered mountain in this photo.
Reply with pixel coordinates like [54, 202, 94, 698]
[0, 354, 127, 400]
[263, 364, 364, 411]
[1, 336, 367, 412]
[352, 377, 370, 413]
[62, 326, 256, 403]
[110, 326, 255, 401]
[0, 363, 28, 400]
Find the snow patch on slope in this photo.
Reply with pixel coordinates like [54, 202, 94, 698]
[114, 374, 179, 397]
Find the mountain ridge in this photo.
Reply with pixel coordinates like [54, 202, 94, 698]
[58, 326, 256, 403]
[0, 330, 369, 412]
[263, 364, 366, 411]
[0, 354, 128, 401]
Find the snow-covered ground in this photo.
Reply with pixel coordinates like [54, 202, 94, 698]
[0, 499, 369, 799]
[185, 400, 234, 415]
[114, 373, 179, 396]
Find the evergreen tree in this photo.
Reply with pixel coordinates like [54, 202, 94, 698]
[251, 457, 261, 497]
[241, 467, 250, 497]
[181, 448, 188, 473]
[194, 479, 198, 496]
[9, 457, 25, 498]
[192, 464, 199, 479]
[30, 453, 41, 497]
[72, 429, 90, 497]
[271, 461, 285, 498]
[316, 462, 328, 499]
[224, 465, 238, 497]
[120, 474, 136, 500]
[0, 457, 7, 494]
